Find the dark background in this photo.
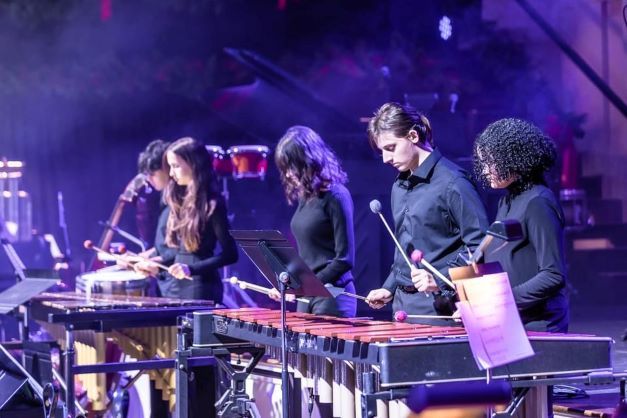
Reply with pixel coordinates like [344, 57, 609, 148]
[0, 0, 617, 313]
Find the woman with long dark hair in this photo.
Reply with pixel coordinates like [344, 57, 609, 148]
[473, 118, 569, 332]
[270, 126, 356, 318]
[141, 136, 238, 303]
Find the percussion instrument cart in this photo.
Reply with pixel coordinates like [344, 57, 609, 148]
[184, 309, 620, 418]
[176, 312, 264, 418]
[29, 293, 214, 418]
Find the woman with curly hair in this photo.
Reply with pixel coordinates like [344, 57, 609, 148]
[138, 137, 238, 303]
[474, 118, 569, 333]
[270, 125, 356, 317]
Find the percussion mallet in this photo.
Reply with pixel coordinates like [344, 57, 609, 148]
[84, 240, 171, 273]
[393, 310, 453, 322]
[410, 250, 455, 289]
[228, 277, 309, 304]
[324, 285, 369, 302]
[369, 199, 415, 271]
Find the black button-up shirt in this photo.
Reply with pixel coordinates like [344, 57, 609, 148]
[383, 149, 488, 293]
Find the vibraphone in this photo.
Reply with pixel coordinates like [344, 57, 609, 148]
[30, 292, 215, 418]
[179, 308, 614, 418]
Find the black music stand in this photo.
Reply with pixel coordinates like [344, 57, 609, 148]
[230, 230, 330, 418]
[1, 239, 58, 341]
[0, 276, 58, 315]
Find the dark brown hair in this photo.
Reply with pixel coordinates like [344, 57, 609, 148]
[164, 137, 220, 252]
[367, 102, 433, 149]
[275, 126, 347, 205]
[137, 139, 169, 174]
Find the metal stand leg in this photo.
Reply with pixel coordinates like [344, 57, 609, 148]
[486, 368, 493, 417]
[279, 276, 291, 418]
[176, 350, 191, 418]
[65, 328, 75, 418]
[176, 349, 223, 418]
[214, 349, 264, 418]
[222, 176, 231, 281]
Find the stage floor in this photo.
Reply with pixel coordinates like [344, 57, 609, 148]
[554, 305, 627, 417]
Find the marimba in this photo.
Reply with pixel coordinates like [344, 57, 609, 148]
[30, 292, 214, 418]
[179, 308, 614, 418]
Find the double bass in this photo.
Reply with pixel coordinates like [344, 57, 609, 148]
[88, 174, 147, 270]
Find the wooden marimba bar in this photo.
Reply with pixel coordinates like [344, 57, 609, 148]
[208, 308, 467, 418]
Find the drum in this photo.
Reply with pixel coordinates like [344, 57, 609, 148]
[227, 145, 269, 180]
[76, 269, 148, 297]
[206, 145, 232, 178]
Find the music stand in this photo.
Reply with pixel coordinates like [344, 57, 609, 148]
[0, 277, 58, 315]
[1, 239, 59, 339]
[230, 230, 330, 418]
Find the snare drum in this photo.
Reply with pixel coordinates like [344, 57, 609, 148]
[206, 145, 232, 178]
[227, 145, 269, 180]
[76, 269, 148, 297]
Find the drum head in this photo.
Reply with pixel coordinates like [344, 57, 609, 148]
[76, 269, 147, 295]
[79, 270, 145, 282]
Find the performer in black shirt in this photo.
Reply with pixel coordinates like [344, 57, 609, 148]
[473, 118, 569, 332]
[133, 139, 173, 418]
[132, 140, 180, 297]
[269, 126, 356, 318]
[139, 137, 238, 303]
[365, 102, 488, 324]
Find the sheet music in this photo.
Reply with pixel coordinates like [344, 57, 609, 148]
[457, 272, 534, 370]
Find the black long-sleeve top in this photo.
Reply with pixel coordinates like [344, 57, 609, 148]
[159, 197, 238, 278]
[383, 149, 489, 293]
[485, 184, 569, 332]
[154, 205, 176, 263]
[290, 183, 355, 287]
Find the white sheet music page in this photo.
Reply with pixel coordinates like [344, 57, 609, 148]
[456, 272, 534, 370]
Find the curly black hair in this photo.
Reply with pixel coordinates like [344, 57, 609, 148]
[473, 118, 556, 195]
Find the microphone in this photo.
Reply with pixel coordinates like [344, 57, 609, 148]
[369, 199, 414, 270]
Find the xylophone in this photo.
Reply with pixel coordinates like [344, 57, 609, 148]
[29, 292, 215, 418]
[180, 308, 614, 418]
